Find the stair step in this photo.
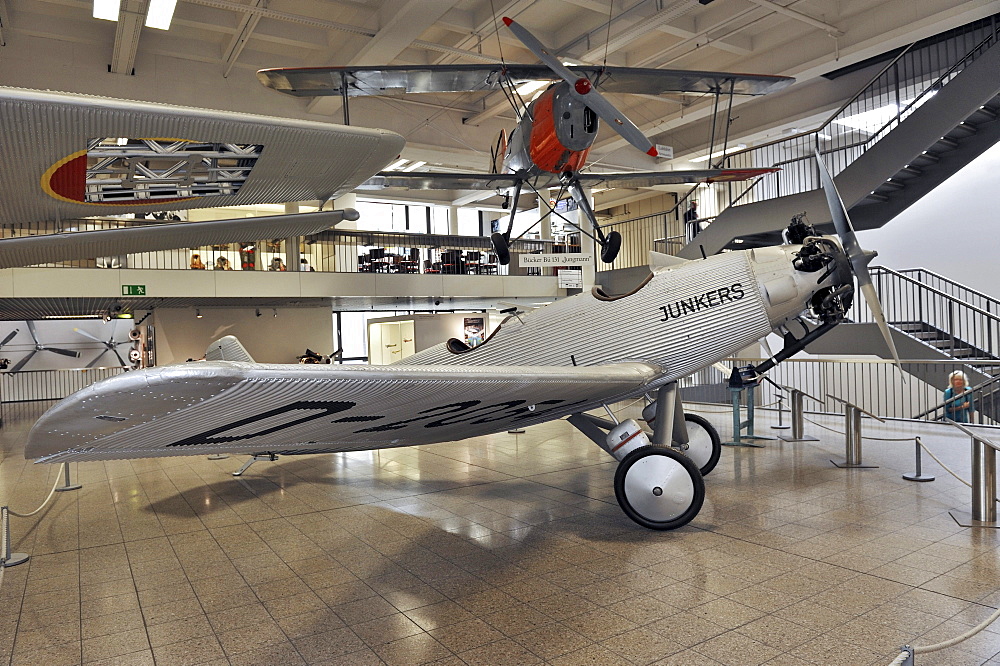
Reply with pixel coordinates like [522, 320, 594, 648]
[878, 179, 906, 190]
[935, 136, 960, 149]
[912, 151, 940, 164]
[952, 121, 978, 135]
[971, 105, 998, 121]
[865, 192, 890, 202]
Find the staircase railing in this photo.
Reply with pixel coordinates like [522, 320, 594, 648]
[712, 13, 1000, 212]
[912, 373, 1000, 425]
[852, 266, 1000, 364]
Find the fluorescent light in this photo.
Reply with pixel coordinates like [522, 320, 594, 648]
[401, 161, 426, 172]
[145, 0, 177, 29]
[690, 144, 746, 163]
[515, 80, 547, 96]
[385, 158, 409, 171]
[93, 0, 121, 21]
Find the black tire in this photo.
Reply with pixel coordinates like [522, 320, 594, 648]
[684, 413, 722, 476]
[600, 230, 622, 264]
[614, 446, 705, 530]
[490, 232, 511, 265]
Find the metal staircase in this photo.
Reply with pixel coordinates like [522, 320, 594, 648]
[678, 13, 1000, 257]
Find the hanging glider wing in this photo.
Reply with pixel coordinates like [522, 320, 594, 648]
[258, 64, 793, 99]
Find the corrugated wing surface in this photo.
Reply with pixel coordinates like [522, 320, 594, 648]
[26, 362, 660, 462]
[0, 87, 404, 224]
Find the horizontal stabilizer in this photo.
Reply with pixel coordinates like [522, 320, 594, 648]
[649, 251, 687, 270]
[0, 211, 354, 270]
[205, 336, 254, 363]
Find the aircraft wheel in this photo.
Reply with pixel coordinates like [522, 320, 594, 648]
[614, 445, 704, 530]
[684, 413, 722, 476]
[490, 232, 511, 265]
[600, 231, 622, 263]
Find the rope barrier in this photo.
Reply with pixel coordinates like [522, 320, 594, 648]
[801, 416, 918, 442]
[7, 473, 64, 518]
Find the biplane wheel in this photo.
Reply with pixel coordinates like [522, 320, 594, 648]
[600, 231, 622, 264]
[683, 413, 722, 476]
[490, 232, 511, 265]
[614, 445, 704, 530]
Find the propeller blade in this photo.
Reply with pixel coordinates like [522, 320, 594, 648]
[0, 329, 18, 347]
[814, 151, 903, 375]
[25, 320, 39, 345]
[112, 347, 128, 368]
[41, 346, 82, 358]
[503, 17, 656, 157]
[86, 349, 109, 369]
[74, 327, 105, 344]
[8, 350, 36, 374]
[760, 336, 776, 361]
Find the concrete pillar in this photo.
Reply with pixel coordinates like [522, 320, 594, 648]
[539, 193, 552, 240]
[577, 189, 597, 290]
[332, 194, 358, 230]
[284, 203, 300, 271]
[448, 206, 460, 236]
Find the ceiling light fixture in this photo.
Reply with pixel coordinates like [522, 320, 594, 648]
[385, 158, 409, 171]
[272, 309, 277, 318]
[401, 161, 426, 172]
[145, 0, 177, 29]
[93, 0, 121, 21]
[195, 309, 203, 319]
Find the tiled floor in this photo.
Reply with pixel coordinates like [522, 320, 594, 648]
[2, 399, 1000, 665]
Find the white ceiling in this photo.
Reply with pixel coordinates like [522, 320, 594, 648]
[2, 0, 997, 209]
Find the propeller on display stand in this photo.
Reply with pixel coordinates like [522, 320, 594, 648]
[815, 151, 903, 375]
[75, 321, 132, 368]
[7, 320, 82, 374]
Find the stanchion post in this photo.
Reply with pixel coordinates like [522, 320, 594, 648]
[54, 461, 81, 492]
[949, 421, 1000, 528]
[828, 394, 882, 469]
[771, 392, 790, 430]
[778, 387, 821, 442]
[1, 507, 29, 568]
[903, 437, 935, 482]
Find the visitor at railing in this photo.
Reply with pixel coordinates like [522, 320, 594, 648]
[944, 370, 976, 423]
[683, 200, 699, 243]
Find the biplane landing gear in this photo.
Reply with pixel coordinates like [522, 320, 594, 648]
[490, 232, 511, 266]
[567, 177, 622, 264]
[642, 404, 721, 475]
[615, 446, 704, 530]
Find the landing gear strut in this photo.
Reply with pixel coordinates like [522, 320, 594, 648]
[567, 382, 718, 530]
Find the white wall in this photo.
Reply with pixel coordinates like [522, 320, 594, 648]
[152, 307, 334, 365]
[858, 141, 1000, 299]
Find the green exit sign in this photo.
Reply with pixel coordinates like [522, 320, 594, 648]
[122, 285, 146, 296]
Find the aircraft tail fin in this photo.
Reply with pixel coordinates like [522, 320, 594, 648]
[205, 335, 255, 363]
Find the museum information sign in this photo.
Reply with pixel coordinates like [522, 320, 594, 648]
[518, 254, 593, 266]
[557, 270, 584, 289]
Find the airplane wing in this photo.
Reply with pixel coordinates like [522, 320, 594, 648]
[0, 211, 351, 270]
[0, 87, 404, 225]
[258, 65, 793, 98]
[357, 168, 777, 191]
[25, 361, 664, 463]
[574, 168, 779, 188]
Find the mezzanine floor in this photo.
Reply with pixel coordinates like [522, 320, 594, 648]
[1, 401, 999, 666]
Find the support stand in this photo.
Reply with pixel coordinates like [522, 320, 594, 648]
[1, 507, 28, 568]
[778, 387, 822, 442]
[770, 392, 790, 430]
[828, 395, 882, 469]
[207, 454, 230, 460]
[947, 422, 1000, 528]
[723, 367, 773, 447]
[903, 437, 935, 482]
[507, 428, 526, 434]
[54, 462, 81, 492]
[233, 453, 278, 477]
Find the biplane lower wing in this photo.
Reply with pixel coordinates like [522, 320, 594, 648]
[358, 168, 778, 192]
[26, 361, 664, 463]
[0, 210, 352, 270]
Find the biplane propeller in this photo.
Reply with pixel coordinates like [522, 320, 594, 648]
[258, 18, 793, 265]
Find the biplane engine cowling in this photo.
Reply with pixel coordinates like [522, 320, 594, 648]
[606, 419, 650, 461]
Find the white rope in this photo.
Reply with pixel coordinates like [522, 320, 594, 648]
[802, 416, 916, 442]
[8, 472, 63, 518]
[886, 649, 909, 665]
[913, 604, 1000, 654]
[917, 439, 973, 489]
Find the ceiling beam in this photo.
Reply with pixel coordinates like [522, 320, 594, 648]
[222, 0, 265, 77]
[744, 0, 843, 36]
[110, 0, 148, 74]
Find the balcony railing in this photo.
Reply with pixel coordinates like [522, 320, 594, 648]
[1, 221, 579, 276]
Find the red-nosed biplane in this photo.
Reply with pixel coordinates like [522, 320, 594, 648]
[258, 17, 793, 264]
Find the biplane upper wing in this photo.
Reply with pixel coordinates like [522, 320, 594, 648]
[25, 361, 664, 463]
[356, 168, 777, 192]
[258, 65, 793, 98]
[0, 87, 404, 226]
